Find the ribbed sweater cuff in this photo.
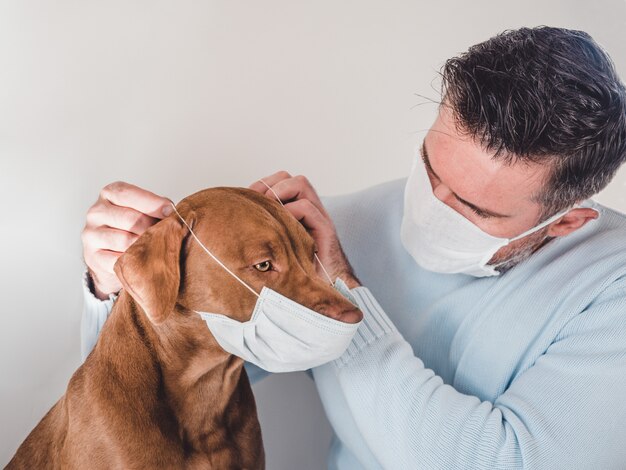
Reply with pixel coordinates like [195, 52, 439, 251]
[334, 286, 399, 368]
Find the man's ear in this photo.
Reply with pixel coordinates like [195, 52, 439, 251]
[114, 213, 191, 324]
[546, 207, 600, 237]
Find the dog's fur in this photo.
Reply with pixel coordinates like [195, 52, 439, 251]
[7, 187, 362, 469]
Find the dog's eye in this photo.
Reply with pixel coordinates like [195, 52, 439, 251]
[254, 261, 272, 272]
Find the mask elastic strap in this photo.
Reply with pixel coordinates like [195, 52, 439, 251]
[169, 202, 261, 299]
[508, 205, 578, 243]
[257, 178, 335, 286]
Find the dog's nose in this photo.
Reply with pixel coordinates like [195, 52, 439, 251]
[314, 302, 363, 324]
[337, 306, 363, 324]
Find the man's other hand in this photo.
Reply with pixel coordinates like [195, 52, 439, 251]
[249, 172, 360, 288]
[81, 181, 173, 300]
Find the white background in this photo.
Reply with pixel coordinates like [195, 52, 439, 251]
[1, 1, 624, 467]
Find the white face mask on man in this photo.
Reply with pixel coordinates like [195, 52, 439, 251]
[400, 152, 574, 277]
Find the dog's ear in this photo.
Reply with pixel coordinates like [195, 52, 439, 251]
[114, 214, 190, 324]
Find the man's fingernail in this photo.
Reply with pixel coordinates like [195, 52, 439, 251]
[162, 205, 173, 217]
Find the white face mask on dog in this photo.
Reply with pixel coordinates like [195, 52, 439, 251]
[170, 189, 361, 373]
[400, 153, 574, 277]
[195, 280, 360, 373]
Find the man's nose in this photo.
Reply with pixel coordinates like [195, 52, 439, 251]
[432, 181, 454, 205]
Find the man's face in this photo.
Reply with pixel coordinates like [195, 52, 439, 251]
[422, 106, 553, 269]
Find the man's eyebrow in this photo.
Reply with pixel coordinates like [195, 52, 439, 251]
[420, 141, 510, 219]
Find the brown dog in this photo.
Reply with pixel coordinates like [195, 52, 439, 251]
[7, 187, 362, 469]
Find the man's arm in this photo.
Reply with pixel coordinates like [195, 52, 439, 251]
[313, 280, 626, 468]
[80, 270, 117, 361]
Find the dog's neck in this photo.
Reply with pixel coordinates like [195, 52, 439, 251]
[91, 290, 249, 449]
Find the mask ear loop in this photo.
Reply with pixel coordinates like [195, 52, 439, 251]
[257, 179, 335, 286]
[169, 202, 260, 299]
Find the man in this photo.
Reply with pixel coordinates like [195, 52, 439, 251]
[81, 26, 626, 468]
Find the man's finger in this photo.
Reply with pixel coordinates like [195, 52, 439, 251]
[267, 176, 329, 217]
[284, 199, 333, 235]
[91, 249, 123, 276]
[248, 170, 293, 193]
[100, 181, 173, 219]
[84, 226, 140, 253]
[88, 201, 160, 235]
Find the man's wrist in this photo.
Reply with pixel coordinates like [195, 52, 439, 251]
[87, 269, 119, 301]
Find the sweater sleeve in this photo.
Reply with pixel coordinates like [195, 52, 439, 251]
[80, 269, 117, 361]
[321, 283, 626, 469]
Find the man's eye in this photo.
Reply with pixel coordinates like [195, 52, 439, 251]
[469, 206, 491, 219]
[254, 261, 273, 272]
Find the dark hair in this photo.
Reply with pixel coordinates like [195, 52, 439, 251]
[441, 26, 626, 219]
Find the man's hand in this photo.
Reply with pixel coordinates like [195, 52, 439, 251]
[249, 171, 361, 289]
[81, 181, 173, 300]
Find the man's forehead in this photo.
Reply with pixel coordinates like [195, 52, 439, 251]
[425, 108, 549, 215]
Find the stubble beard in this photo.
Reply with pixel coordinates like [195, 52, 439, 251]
[488, 227, 555, 275]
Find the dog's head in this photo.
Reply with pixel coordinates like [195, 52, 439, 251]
[113, 187, 362, 330]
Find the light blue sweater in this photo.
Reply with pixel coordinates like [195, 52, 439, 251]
[81, 178, 626, 469]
